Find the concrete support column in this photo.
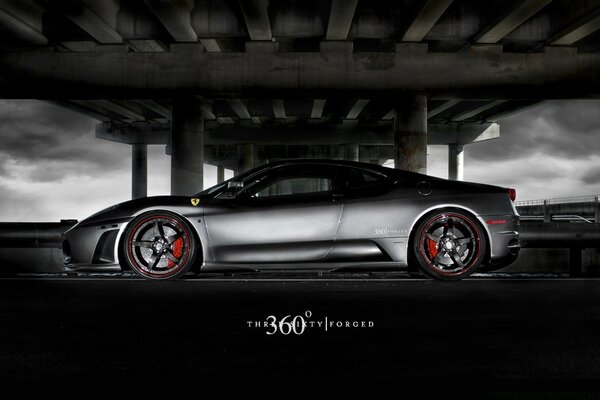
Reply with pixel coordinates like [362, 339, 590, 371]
[344, 144, 359, 161]
[393, 95, 427, 173]
[448, 144, 464, 181]
[237, 144, 254, 174]
[132, 143, 147, 199]
[217, 165, 225, 183]
[543, 200, 552, 223]
[171, 97, 204, 195]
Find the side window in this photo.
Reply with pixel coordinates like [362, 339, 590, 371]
[343, 167, 392, 196]
[247, 165, 337, 199]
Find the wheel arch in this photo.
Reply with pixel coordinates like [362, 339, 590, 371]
[406, 205, 492, 271]
[116, 208, 204, 273]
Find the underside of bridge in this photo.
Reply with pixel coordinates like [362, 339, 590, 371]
[1, 0, 600, 197]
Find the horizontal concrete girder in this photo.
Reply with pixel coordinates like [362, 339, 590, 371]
[2, 47, 600, 99]
[96, 121, 499, 146]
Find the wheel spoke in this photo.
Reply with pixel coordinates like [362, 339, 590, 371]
[166, 232, 183, 244]
[434, 252, 445, 264]
[426, 233, 441, 243]
[166, 251, 179, 264]
[148, 254, 160, 270]
[457, 237, 473, 245]
[154, 220, 165, 238]
[450, 252, 464, 269]
[133, 240, 153, 249]
[442, 218, 453, 237]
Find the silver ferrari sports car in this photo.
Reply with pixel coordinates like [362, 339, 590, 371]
[63, 159, 520, 281]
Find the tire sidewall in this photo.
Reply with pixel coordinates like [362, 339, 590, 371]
[121, 210, 198, 280]
[413, 210, 487, 281]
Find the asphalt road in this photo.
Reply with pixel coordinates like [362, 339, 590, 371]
[2, 273, 600, 396]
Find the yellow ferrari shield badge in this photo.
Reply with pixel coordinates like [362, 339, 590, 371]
[190, 198, 200, 206]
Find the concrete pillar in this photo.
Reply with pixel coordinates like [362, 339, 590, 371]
[448, 144, 464, 181]
[217, 165, 225, 183]
[237, 144, 254, 174]
[543, 200, 551, 223]
[344, 144, 359, 161]
[132, 143, 147, 199]
[171, 97, 204, 195]
[393, 95, 427, 173]
[595, 195, 600, 223]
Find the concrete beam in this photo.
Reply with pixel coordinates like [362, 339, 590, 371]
[272, 99, 286, 119]
[96, 121, 500, 146]
[310, 99, 326, 119]
[451, 100, 507, 122]
[345, 99, 369, 120]
[50, 100, 110, 122]
[402, 0, 454, 42]
[60, 0, 122, 44]
[200, 38, 222, 52]
[429, 122, 500, 144]
[4, 50, 600, 99]
[475, 0, 552, 44]
[0, 0, 47, 44]
[143, 0, 197, 42]
[136, 99, 171, 119]
[427, 99, 459, 119]
[238, 0, 272, 41]
[128, 39, 167, 52]
[326, 0, 358, 41]
[88, 100, 146, 121]
[550, 9, 600, 46]
[227, 99, 251, 120]
[381, 109, 395, 121]
[483, 101, 542, 122]
[96, 121, 169, 144]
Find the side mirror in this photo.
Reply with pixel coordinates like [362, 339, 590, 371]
[216, 181, 244, 199]
[227, 181, 244, 189]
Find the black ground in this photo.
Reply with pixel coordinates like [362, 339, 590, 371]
[2, 272, 600, 397]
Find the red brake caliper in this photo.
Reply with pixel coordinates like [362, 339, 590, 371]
[167, 238, 184, 269]
[426, 238, 439, 260]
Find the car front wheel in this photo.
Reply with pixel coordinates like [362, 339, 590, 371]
[122, 211, 197, 280]
[413, 210, 486, 281]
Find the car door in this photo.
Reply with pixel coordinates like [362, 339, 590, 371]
[204, 163, 343, 265]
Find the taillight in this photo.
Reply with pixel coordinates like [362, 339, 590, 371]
[507, 188, 516, 202]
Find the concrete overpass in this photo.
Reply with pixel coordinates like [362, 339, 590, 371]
[1, 0, 600, 197]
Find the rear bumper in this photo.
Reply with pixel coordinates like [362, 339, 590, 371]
[482, 215, 520, 270]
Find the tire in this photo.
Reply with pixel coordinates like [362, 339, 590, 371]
[122, 211, 198, 280]
[413, 210, 487, 281]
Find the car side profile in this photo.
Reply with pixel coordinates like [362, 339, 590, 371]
[63, 159, 520, 281]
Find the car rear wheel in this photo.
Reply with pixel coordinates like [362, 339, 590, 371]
[122, 211, 197, 280]
[413, 210, 486, 281]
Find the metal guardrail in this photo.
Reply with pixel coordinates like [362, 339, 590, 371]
[519, 222, 600, 248]
[0, 220, 77, 248]
[515, 194, 600, 207]
[516, 194, 600, 223]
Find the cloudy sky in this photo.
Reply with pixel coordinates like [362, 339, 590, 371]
[0, 99, 599, 222]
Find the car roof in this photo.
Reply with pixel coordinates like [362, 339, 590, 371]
[262, 159, 397, 175]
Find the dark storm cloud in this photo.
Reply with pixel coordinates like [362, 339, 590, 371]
[0, 100, 129, 182]
[581, 168, 600, 185]
[467, 100, 600, 162]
